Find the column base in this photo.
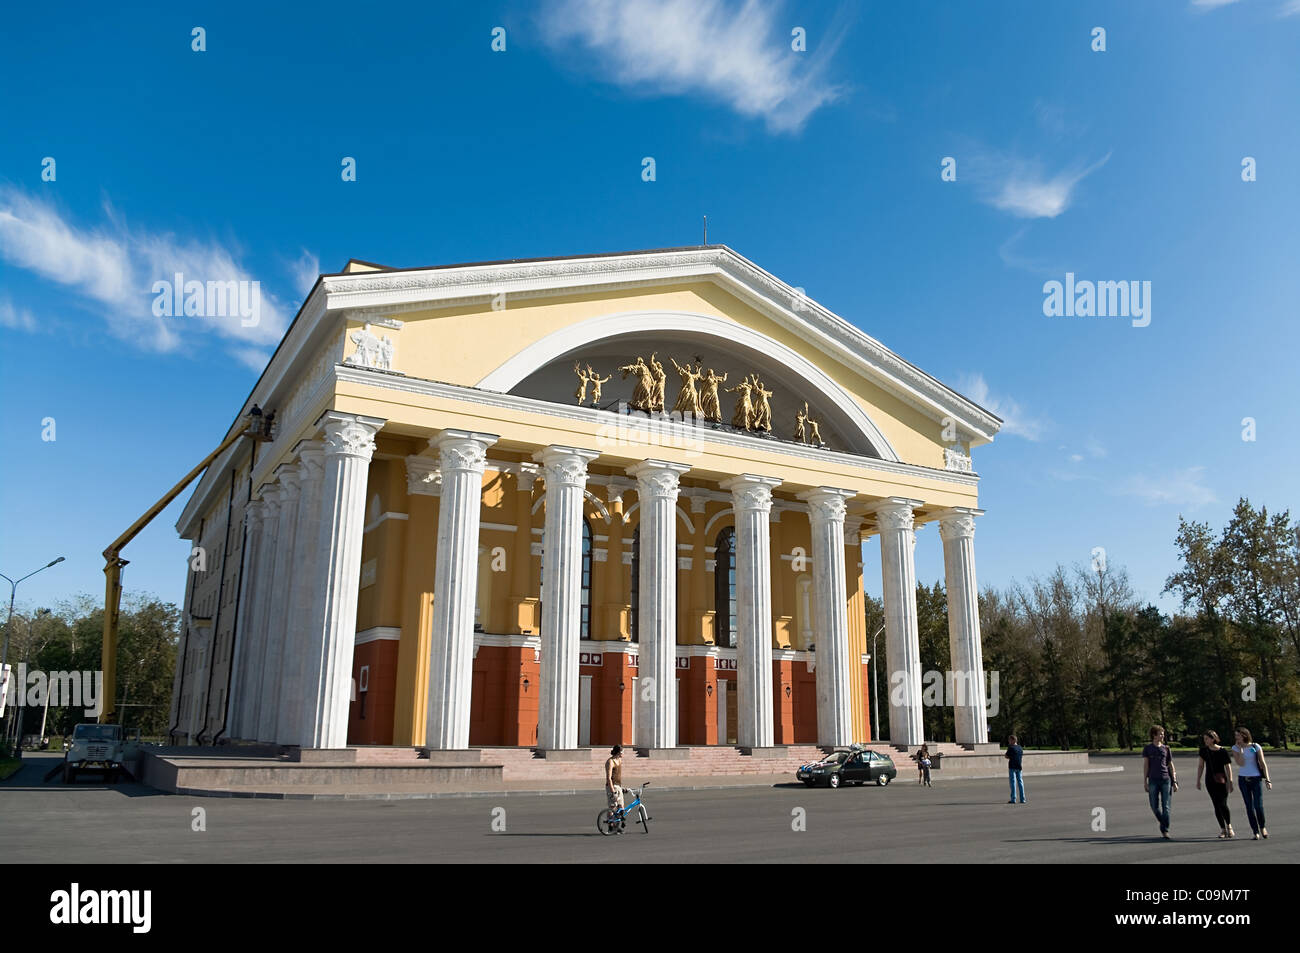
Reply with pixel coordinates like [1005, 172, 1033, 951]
[633, 747, 690, 760]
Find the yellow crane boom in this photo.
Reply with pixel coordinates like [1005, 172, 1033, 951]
[99, 407, 273, 724]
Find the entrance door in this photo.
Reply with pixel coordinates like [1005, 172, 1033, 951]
[676, 677, 685, 745]
[579, 675, 592, 746]
[725, 681, 738, 745]
[716, 680, 726, 746]
[630, 677, 639, 745]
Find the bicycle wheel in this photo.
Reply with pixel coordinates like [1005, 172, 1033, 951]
[597, 809, 617, 835]
[638, 806, 650, 834]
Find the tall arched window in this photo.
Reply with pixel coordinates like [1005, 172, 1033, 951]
[580, 518, 592, 639]
[629, 526, 640, 643]
[539, 518, 594, 639]
[715, 527, 737, 648]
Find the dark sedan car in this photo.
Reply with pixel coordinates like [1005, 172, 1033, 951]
[797, 748, 898, 788]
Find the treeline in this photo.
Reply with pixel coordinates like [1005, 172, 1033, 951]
[2, 595, 178, 739]
[871, 499, 1299, 749]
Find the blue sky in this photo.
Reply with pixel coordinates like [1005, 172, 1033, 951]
[1, 0, 1297, 617]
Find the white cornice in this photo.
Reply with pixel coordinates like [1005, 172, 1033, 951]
[318, 247, 1002, 443]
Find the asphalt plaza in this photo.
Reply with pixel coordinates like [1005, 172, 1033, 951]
[2, 752, 1296, 864]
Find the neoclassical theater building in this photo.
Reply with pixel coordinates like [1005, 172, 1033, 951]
[168, 246, 1000, 753]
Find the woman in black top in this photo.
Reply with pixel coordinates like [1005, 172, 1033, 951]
[1196, 730, 1235, 839]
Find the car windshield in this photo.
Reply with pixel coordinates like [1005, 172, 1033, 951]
[821, 752, 849, 764]
[73, 725, 121, 741]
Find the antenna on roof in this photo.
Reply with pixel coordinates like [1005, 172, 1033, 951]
[703, 215, 708, 246]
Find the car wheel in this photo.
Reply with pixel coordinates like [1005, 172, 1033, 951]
[876, 774, 890, 786]
[829, 773, 840, 789]
[64, 765, 76, 785]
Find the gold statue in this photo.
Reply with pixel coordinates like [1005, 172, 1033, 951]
[750, 375, 773, 432]
[587, 364, 612, 405]
[699, 368, 727, 422]
[794, 402, 808, 443]
[619, 356, 654, 413]
[573, 362, 591, 405]
[809, 416, 823, 446]
[670, 357, 703, 416]
[726, 377, 755, 429]
[649, 353, 667, 413]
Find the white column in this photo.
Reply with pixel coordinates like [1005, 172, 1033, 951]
[627, 460, 690, 749]
[721, 474, 781, 749]
[279, 442, 324, 745]
[939, 508, 989, 745]
[227, 498, 265, 740]
[802, 487, 856, 747]
[256, 467, 301, 742]
[425, 429, 498, 749]
[301, 413, 384, 749]
[240, 487, 280, 739]
[535, 446, 599, 750]
[877, 497, 925, 746]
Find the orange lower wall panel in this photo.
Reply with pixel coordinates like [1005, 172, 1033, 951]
[357, 645, 835, 747]
[350, 640, 400, 745]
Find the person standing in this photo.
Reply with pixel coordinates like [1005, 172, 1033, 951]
[604, 744, 630, 828]
[1196, 730, 1234, 839]
[1230, 727, 1272, 840]
[1006, 734, 1026, 803]
[1142, 725, 1179, 839]
[914, 744, 933, 787]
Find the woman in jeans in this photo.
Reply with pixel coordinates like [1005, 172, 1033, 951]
[914, 744, 933, 787]
[1195, 730, 1234, 839]
[1230, 727, 1272, 840]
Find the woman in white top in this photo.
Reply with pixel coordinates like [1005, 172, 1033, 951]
[1230, 727, 1273, 840]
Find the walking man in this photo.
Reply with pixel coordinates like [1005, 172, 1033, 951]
[1142, 725, 1179, 839]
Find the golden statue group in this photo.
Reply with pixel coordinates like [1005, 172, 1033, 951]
[575, 354, 827, 446]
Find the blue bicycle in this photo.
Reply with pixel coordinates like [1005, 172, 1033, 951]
[598, 782, 651, 835]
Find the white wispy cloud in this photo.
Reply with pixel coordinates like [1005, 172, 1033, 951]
[0, 186, 290, 363]
[984, 152, 1112, 219]
[0, 296, 38, 332]
[290, 249, 320, 299]
[538, 0, 846, 133]
[956, 372, 1049, 441]
[1120, 466, 1217, 508]
[1190, 0, 1243, 9]
[1279, 0, 1300, 16]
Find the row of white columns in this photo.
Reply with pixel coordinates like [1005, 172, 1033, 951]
[226, 418, 987, 752]
[229, 412, 383, 748]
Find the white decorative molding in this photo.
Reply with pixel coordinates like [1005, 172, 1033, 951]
[944, 445, 973, 472]
[480, 521, 518, 533]
[344, 323, 397, 370]
[363, 511, 409, 534]
[315, 248, 996, 439]
[355, 626, 402, 645]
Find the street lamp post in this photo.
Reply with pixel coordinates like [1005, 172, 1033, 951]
[1, 557, 66, 756]
[869, 623, 884, 744]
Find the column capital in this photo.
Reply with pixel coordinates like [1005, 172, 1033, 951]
[276, 463, 303, 500]
[405, 454, 442, 496]
[936, 507, 984, 542]
[534, 446, 600, 488]
[798, 486, 856, 524]
[721, 473, 782, 513]
[516, 462, 541, 492]
[296, 441, 326, 479]
[432, 430, 498, 473]
[320, 412, 384, 460]
[627, 459, 690, 500]
[870, 497, 924, 532]
[245, 497, 266, 528]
